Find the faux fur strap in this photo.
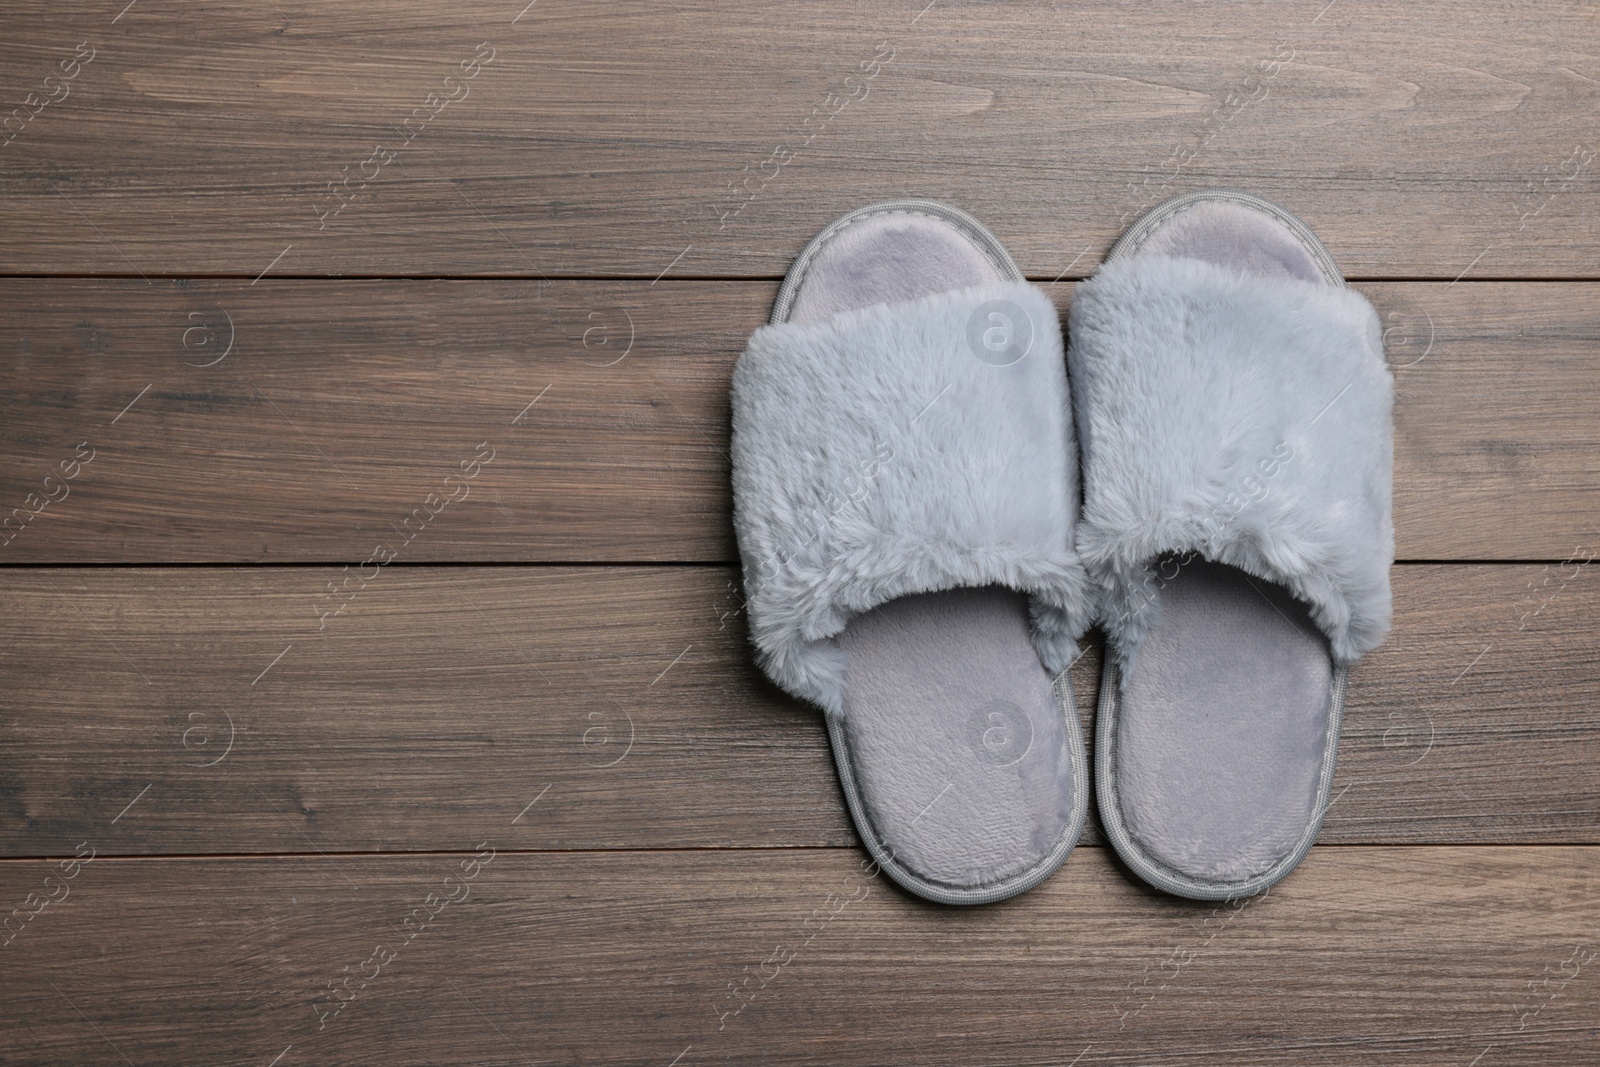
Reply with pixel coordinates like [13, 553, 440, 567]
[1067, 254, 1394, 672]
[731, 282, 1092, 717]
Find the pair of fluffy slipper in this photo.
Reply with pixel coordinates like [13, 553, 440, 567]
[731, 191, 1393, 904]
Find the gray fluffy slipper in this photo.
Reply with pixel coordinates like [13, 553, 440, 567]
[1068, 189, 1395, 900]
[730, 200, 1093, 904]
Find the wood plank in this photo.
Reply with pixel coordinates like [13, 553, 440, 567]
[1, 846, 1595, 1065]
[0, 278, 745, 564]
[0, 0, 1596, 277]
[1, 279, 1596, 563]
[2, 564, 1595, 857]
[1372, 282, 1600, 560]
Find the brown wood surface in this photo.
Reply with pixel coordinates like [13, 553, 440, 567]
[4, 1, 1598, 1063]
[2, 846, 1596, 1066]
[2, 280, 1597, 563]
[2, 564, 1594, 857]
[0, 1, 1596, 278]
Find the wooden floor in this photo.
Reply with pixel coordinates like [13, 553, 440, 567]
[2, 2, 1597, 1063]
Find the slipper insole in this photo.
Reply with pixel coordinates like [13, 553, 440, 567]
[838, 588, 1076, 887]
[1116, 560, 1332, 883]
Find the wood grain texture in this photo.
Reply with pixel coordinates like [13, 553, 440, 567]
[0, 1, 1596, 277]
[2, 279, 1596, 563]
[2, 564, 1595, 857]
[3, 3, 1598, 1064]
[2, 846, 1596, 1066]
